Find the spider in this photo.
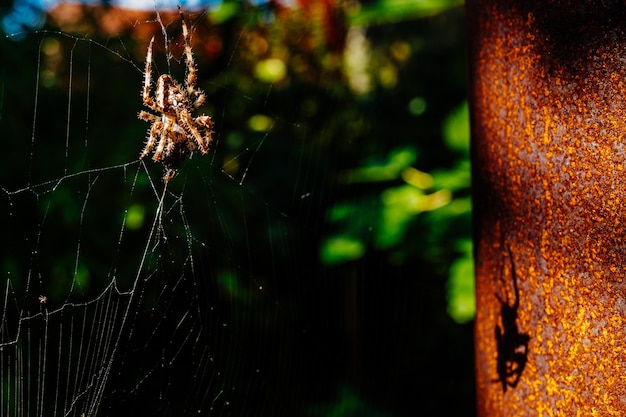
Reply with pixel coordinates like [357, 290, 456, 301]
[138, 7, 212, 182]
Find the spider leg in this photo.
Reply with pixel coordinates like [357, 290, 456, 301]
[185, 122, 209, 154]
[177, 110, 212, 154]
[150, 118, 176, 162]
[152, 129, 169, 162]
[192, 91, 206, 110]
[142, 36, 157, 109]
[194, 115, 213, 151]
[179, 7, 206, 110]
[141, 120, 163, 159]
[138, 110, 160, 123]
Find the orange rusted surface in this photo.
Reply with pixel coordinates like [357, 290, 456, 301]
[467, 2, 626, 415]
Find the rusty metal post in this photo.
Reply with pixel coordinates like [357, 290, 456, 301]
[467, 2, 626, 415]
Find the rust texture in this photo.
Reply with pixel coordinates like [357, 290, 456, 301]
[467, 1, 626, 415]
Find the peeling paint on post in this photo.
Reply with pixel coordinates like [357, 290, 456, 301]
[467, 2, 626, 415]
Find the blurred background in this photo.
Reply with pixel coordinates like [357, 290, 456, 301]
[0, 0, 474, 415]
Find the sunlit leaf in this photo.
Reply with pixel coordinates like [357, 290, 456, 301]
[377, 185, 450, 248]
[442, 101, 470, 153]
[401, 167, 433, 189]
[447, 240, 475, 324]
[430, 161, 471, 191]
[209, 2, 240, 24]
[255, 58, 287, 83]
[248, 114, 274, 132]
[125, 204, 145, 230]
[320, 236, 366, 265]
[349, 0, 463, 26]
[342, 147, 417, 183]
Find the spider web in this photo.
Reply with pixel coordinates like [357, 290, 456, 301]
[0, 3, 474, 417]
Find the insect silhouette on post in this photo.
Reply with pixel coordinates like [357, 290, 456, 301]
[493, 245, 530, 392]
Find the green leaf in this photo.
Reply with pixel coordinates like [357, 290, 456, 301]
[442, 101, 470, 154]
[254, 58, 287, 84]
[377, 185, 450, 248]
[446, 241, 475, 324]
[209, 2, 240, 24]
[320, 236, 366, 265]
[342, 147, 417, 183]
[349, 0, 463, 26]
[430, 161, 471, 191]
[125, 204, 145, 230]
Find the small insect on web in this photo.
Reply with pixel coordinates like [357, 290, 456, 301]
[138, 6, 213, 182]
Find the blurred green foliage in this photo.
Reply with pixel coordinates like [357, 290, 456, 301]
[447, 238, 475, 324]
[321, 100, 474, 323]
[309, 384, 391, 417]
[350, 0, 464, 26]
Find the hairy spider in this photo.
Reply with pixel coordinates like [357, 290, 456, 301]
[138, 7, 212, 182]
